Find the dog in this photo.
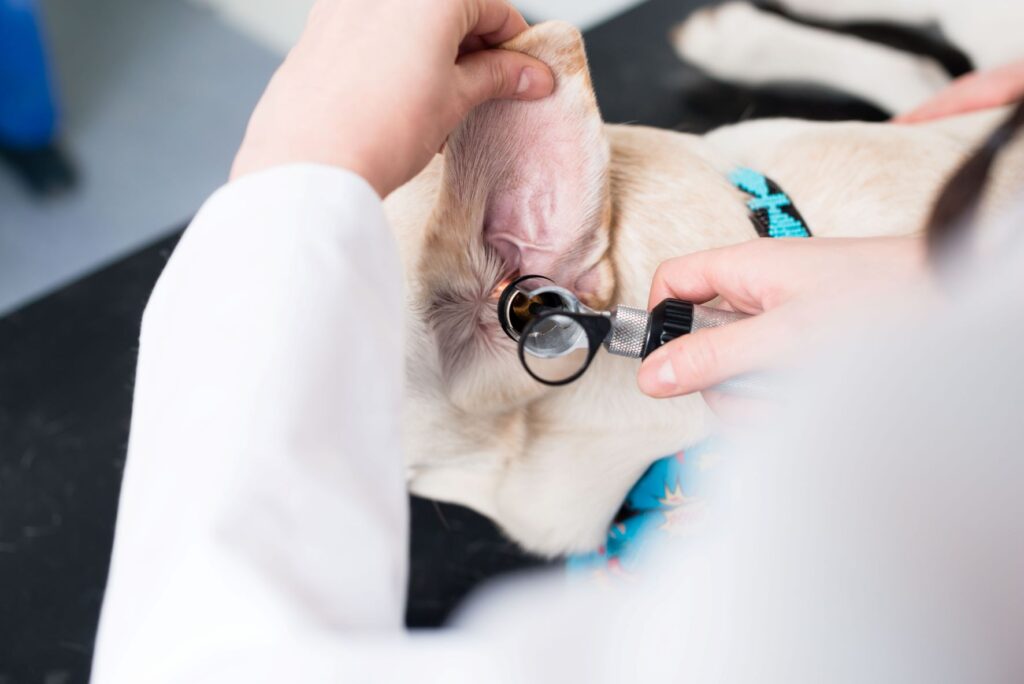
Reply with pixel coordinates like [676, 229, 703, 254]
[673, 0, 1024, 115]
[383, 19, 1024, 557]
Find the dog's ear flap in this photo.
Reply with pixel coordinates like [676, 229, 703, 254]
[440, 21, 613, 304]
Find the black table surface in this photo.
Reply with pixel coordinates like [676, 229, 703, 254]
[0, 1, 888, 680]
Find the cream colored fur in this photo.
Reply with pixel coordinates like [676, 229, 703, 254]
[384, 21, 1024, 556]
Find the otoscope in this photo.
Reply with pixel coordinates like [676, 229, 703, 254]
[497, 275, 758, 391]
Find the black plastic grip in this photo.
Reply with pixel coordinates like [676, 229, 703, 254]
[642, 299, 695, 359]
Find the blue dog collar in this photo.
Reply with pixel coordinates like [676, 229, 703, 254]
[730, 167, 812, 239]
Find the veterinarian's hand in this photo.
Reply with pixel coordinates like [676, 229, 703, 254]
[231, 0, 555, 196]
[894, 58, 1024, 124]
[637, 237, 926, 400]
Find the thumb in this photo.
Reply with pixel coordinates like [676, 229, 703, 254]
[637, 313, 789, 398]
[456, 49, 555, 112]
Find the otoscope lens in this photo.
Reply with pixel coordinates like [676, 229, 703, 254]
[522, 314, 588, 358]
[520, 314, 592, 385]
[498, 276, 608, 385]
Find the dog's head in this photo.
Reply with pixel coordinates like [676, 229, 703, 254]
[384, 21, 738, 551]
[401, 22, 615, 414]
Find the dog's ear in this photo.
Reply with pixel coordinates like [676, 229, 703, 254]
[438, 21, 613, 304]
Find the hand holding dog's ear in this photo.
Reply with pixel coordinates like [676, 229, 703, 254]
[231, 0, 555, 197]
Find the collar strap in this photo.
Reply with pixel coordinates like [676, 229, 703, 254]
[730, 167, 812, 238]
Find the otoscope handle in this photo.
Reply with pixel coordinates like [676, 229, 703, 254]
[642, 299, 749, 359]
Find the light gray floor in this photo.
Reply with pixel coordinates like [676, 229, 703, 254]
[0, 0, 642, 316]
[0, 0, 281, 315]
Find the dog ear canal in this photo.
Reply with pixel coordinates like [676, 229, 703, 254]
[441, 22, 614, 303]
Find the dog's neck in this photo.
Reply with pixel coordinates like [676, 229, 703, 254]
[604, 125, 764, 308]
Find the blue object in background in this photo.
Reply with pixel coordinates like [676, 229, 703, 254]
[0, 0, 59, 148]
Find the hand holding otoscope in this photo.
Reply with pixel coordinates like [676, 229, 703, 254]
[497, 239, 924, 399]
[497, 275, 762, 395]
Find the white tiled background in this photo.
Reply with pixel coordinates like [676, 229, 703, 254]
[0, 0, 643, 315]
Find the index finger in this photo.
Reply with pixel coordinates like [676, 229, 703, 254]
[648, 242, 761, 309]
[648, 254, 721, 310]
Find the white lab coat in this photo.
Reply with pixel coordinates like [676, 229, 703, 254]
[92, 165, 1024, 683]
[91, 166, 413, 680]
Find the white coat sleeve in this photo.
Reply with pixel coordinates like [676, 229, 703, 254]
[90, 165, 411, 681]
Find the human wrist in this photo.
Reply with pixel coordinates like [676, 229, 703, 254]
[230, 130, 394, 197]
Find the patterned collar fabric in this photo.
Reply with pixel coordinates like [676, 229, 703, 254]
[568, 169, 811, 577]
[567, 442, 718, 577]
[730, 167, 812, 239]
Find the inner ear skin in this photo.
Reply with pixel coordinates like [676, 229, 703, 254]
[480, 148, 614, 300]
[484, 182, 562, 277]
[480, 158, 616, 310]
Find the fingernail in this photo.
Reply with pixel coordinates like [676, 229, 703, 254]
[516, 68, 533, 95]
[656, 359, 678, 390]
[640, 357, 678, 396]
